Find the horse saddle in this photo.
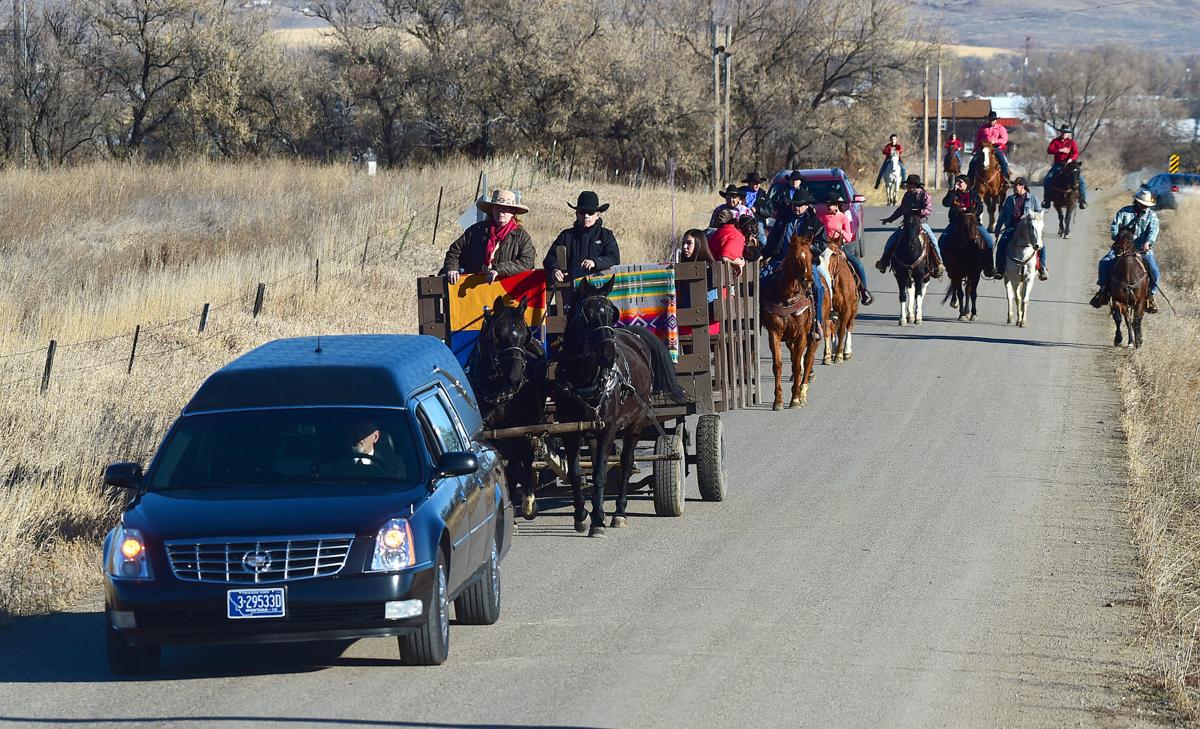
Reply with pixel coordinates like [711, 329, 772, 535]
[767, 293, 811, 317]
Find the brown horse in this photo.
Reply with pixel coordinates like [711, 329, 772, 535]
[972, 142, 1007, 233]
[821, 237, 859, 363]
[1107, 226, 1149, 349]
[943, 149, 961, 189]
[761, 230, 818, 410]
[940, 211, 989, 321]
[1043, 160, 1081, 239]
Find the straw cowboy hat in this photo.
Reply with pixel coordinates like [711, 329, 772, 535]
[477, 189, 529, 215]
[1134, 190, 1156, 208]
[567, 190, 609, 214]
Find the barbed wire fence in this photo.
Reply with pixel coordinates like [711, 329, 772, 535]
[0, 157, 528, 396]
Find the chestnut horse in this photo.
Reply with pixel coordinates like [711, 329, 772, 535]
[1107, 226, 1149, 349]
[821, 237, 859, 363]
[943, 148, 961, 189]
[940, 211, 989, 321]
[972, 142, 1007, 233]
[1043, 160, 1081, 239]
[761, 229, 818, 410]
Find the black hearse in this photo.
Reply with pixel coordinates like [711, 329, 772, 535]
[101, 335, 512, 673]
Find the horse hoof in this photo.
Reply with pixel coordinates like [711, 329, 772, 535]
[832, 354, 842, 363]
[843, 352, 852, 361]
[969, 314, 977, 321]
[821, 356, 830, 365]
[788, 398, 801, 408]
[772, 402, 782, 412]
[522, 494, 537, 521]
[574, 511, 589, 533]
[898, 320, 906, 327]
[958, 314, 967, 321]
[588, 525, 607, 538]
[915, 318, 922, 325]
[610, 516, 628, 528]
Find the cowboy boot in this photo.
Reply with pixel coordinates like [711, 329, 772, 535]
[928, 243, 945, 279]
[874, 257, 887, 274]
[1147, 295, 1159, 314]
[1038, 264, 1049, 281]
[859, 287, 874, 306]
[1090, 287, 1109, 308]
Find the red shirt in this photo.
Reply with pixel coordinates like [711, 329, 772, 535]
[945, 138, 963, 152]
[707, 224, 746, 262]
[882, 142, 903, 159]
[1047, 137, 1079, 164]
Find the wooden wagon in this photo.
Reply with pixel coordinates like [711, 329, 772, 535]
[416, 256, 760, 517]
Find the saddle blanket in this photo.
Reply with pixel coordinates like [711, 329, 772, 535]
[446, 270, 547, 366]
[581, 264, 679, 363]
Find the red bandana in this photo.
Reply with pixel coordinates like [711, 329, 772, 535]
[485, 218, 519, 268]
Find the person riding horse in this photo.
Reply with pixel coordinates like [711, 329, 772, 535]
[944, 132, 964, 169]
[941, 174, 997, 278]
[763, 188, 829, 340]
[993, 178, 1044, 281]
[819, 193, 874, 306]
[969, 112, 1011, 183]
[1091, 190, 1161, 314]
[765, 170, 805, 222]
[875, 174, 944, 278]
[874, 134, 906, 190]
[1044, 126, 1088, 209]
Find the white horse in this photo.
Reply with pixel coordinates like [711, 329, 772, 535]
[1003, 211, 1045, 327]
[882, 151, 902, 206]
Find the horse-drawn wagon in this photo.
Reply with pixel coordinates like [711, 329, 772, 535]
[416, 253, 760, 526]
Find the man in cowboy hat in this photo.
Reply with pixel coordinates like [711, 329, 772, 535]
[710, 184, 752, 227]
[543, 191, 620, 283]
[1092, 190, 1161, 312]
[762, 188, 829, 340]
[969, 111, 1011, 182]
[441, 189, 535, 284]
[876, 174, 943, 278]
[1045, 125, 1087, 209]
[993, 177, 1044, 280]
[739, 172, 766, 213]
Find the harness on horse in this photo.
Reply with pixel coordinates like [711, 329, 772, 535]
[767, 293, 812, 317]
[556, 332, 672, 443]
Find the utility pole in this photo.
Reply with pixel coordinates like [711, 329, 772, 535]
[922, 62, 930, 186]
[711, 23, 721, 193]
[12, 0, 28, 166]
[934, 56, 944, 190]
[723, 25, 732, 185]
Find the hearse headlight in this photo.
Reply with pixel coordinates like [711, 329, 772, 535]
[369, 518, 415, 572]
[105, 527, 153, 581]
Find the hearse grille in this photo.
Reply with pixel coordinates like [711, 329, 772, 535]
[164, 535, 355, 584]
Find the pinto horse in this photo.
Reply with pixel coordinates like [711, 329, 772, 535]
[1107, 226, 1149, 349]
[761, 230, 819, 410]
[887, 214, 932, 326]
[972, 142, 1007, 233]
[821, 236, 858, 363]
[556, 276, 685, 537]
[940, 211, 989, 321]
[1043, 160, 1081, 238]
[469, 296, 548, 519]
[1002, 211, 1045, 327]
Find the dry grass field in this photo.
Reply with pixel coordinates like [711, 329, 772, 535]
[0, 157, 715, 622]
[1116, 199, 1200, 718]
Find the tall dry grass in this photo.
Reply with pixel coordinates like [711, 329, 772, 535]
[1117, 198, 1200, 718]
[0, 157, 716, 622]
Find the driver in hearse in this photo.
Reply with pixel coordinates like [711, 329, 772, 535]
[348, 419, 387, 471]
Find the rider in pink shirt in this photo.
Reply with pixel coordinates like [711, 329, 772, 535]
[969, 111, 1011, 181]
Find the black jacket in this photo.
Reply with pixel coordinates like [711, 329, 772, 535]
[543, 220, 620, 280]
[941, 188, 983, 222]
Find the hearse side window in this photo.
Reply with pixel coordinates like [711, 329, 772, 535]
[415, 391, 466, 456]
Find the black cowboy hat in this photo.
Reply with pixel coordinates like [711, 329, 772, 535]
[741, 171, 765, 184]
[955, 174, 970, 184]
[987, 111, 998, 121]
[904, 174, 924, 188]
[829, 192, 847, 204]
[568, 190, 609, 214]
[720, 184, 743, 199]
[788, 169, 804, 181]
[787, 188, 815, 206]
[1057, 125, 1073, 133]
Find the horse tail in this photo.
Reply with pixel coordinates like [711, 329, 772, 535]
[624, 325, 685, 402]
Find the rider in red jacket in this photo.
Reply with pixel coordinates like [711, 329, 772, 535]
[944, 133, 964, 167]
[874, 134, 907, 189]
[1044, 125, 1087, 208]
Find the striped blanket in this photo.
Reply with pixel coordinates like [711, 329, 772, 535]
[580, 264, 679, 362]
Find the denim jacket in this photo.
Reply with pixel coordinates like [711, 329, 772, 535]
[1109, 205, 1159, 250]
[997, 192, 1041, 234]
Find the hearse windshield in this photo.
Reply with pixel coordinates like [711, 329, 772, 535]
[147, 408, 421, 491]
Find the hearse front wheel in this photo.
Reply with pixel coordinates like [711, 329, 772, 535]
[399, 549, 450, 666]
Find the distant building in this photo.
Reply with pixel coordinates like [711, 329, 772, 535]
[908, 98, 992, 154]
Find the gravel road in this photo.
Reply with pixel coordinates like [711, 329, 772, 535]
[0, 203, 1155, 728]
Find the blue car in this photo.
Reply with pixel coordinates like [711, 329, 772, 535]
[1140, 172, 1200, 210]
[101, 334, 512, 673]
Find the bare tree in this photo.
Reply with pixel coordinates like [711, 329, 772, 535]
[1023, 44, 1143, 154]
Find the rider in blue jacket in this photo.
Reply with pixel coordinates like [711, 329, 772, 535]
[993, 178, 1044, 280]
[762, 188, 828, 340]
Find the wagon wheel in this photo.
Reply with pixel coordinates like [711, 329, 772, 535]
[695, 414, 726, 502]
[652, 431, 685, 517]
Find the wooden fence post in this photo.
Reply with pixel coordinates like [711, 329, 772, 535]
[253, 283, 266, 317]
[198, 303, 210, 333]
[394, 214, 416, 260]
[314, 258, 320, 290]
[361, 235, 370, 270]
[39, 340, 56, 394]
[127, 324, 140, 374]
[430, 186, 444, 251]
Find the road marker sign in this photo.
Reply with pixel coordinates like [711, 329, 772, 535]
[1169, 154, 1180, 173]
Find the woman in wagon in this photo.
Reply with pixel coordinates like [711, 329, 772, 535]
[440, 189, 535, 284]
[706, 209, 747, 276]
[543, 191, 620, 283]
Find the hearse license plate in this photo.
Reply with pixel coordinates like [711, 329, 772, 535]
[227, 588, 286, 619]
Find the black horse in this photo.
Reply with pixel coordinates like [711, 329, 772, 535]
[556, 277, 685, 537]
[889, 214, 933, 326]
[1044, 160, 1081, 238]
[468, 296, 548, 519]
[940, 210, 989, 321]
